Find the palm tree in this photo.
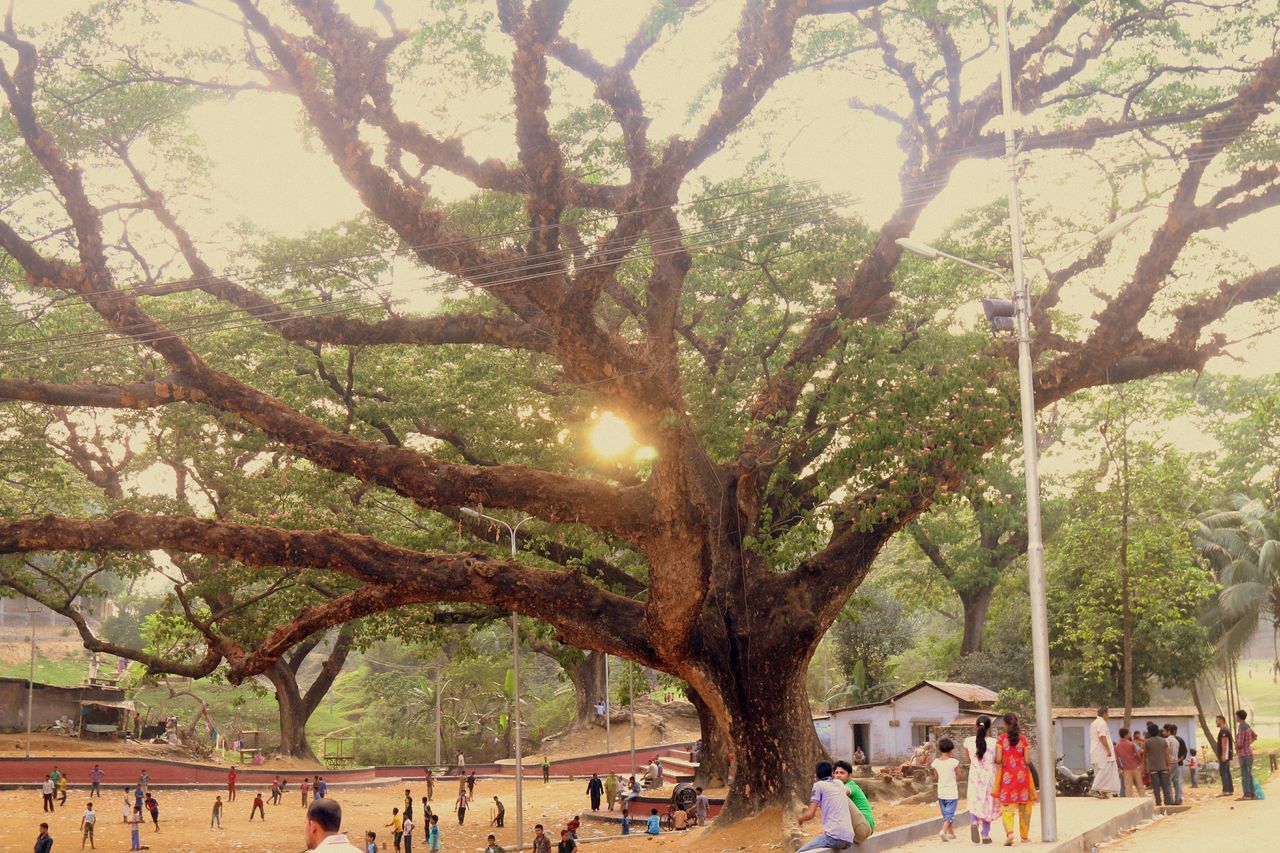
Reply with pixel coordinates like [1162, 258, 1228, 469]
[1191, 495, 1280, 723]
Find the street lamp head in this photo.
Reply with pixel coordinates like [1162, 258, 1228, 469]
[895, 237, 941, 259]
[1093, 211, 1142, 242]
[981, 298, 1018, 334]
[460, 507, 481, 519]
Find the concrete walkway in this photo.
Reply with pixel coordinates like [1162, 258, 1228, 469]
[1101, 778, 1276, 850]
[887, 796, 1151, 852]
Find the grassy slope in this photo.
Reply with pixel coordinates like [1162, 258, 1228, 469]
[0, 655, 363, 755]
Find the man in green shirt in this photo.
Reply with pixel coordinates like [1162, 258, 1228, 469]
[834, 760, 874, 844]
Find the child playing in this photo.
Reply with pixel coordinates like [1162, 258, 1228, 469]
[129, 805, 147, 850]
[931, 738, 960, 842]
[401, 813, 414, 853]
[646, 808, 661, 835]
[364, 831, 377, 853]
[301, 776, 311, 806]
[250, 792, 266, 821]
[388, 807, 403, 852]
[484, 834, 507, 853]
[211, 795, 222, 830]
[144, 793, 160, 831]
[621, 807, 630, 835]
[1189, 749, 1199, 788]
[428, 814, 441, 851]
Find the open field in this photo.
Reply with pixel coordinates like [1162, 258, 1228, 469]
[0, 777, 938, 852]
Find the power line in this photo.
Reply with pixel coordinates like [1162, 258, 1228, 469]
[0, 209, 850, 366]
[0, 190, 852, 355]
[0, 180, 837, 325]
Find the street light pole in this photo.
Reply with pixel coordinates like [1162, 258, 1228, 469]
[899, 233, 1139, 846]
[26, 605, 40, 758]
[461, 508, 531, 852]
[628, 661, 636, 776]
[995, 0, 1056, 840]
[604, 654, 611, 754]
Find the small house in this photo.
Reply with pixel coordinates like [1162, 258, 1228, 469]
[1053, 706, 1199, 772]
[827, 680, 998, 764]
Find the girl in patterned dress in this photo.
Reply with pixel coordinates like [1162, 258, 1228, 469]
[965, 715, 1000, 843]
[994, 712, 1035, 845]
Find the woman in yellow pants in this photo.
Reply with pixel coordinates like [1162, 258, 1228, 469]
[993, 713, 1036, 845]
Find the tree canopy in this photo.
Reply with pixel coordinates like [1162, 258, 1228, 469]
[0, 0, 1278, 824]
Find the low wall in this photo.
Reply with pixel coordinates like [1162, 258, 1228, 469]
[0, 745, 693, 790]
[492, 743, 695, 779]
[0, 757, 502, 789]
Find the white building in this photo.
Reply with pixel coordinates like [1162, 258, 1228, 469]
[1052, 706, 1199, 772]
[828, 681, 998, 764]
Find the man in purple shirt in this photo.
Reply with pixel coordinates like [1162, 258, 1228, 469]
[796, 761, 855, 851]
[1235, 709, 1258, 800]
[90, 765, 104, 798]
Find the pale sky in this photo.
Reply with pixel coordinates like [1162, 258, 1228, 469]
[12, 0, 1280, 380]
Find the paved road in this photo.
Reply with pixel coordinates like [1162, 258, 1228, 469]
[1103, 778, 1276, 850]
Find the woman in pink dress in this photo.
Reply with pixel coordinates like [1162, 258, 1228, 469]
[964, 715, 1000, 844]
[994, 712, 1035, 845]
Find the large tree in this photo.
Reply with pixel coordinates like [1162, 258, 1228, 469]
[0, 0, 1278, 829]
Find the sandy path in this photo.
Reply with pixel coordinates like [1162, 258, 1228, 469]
[1102, 776, 1277, 850]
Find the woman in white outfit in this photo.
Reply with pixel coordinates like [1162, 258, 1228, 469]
[964, 715, 1000, 844]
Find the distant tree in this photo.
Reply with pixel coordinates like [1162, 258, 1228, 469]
[831, 589, 912, 704]
[1050, 452, 1215, 712]
[1192, 493, 1280, 716]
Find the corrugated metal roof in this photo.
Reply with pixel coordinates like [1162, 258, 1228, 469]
[79, 699, 135, 711]
[924, 681, 999, 705]
[828, 680, 998, 715]
[1052, 707, 1197, 719]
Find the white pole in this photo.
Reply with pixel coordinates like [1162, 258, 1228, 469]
[26, 606, 38, 758]
[510, 526, 524, 853]
[996, 0, 1056, 840]
[628, 662, 636, 778]
[604, 654, 611, 754]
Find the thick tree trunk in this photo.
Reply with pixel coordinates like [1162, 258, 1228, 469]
[263, 628, 354, 761]
[566, 650, 609, 729]
[958, 586, 994, 657]
[686, 688, 729, 787]
[701, 653, 824, 822]
[264, 662, 319, 762]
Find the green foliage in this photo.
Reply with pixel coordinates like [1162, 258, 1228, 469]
[831, 588, 913, 702]
[1049, 450, 1216, 705]
[1192, 494, 1280, 669]
[995, 688, 1036, 725]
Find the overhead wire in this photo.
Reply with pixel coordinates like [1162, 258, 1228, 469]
[0, 194, 852, 360]
[0, 107, 1272, 364]
[3, 103, 1266, 328]
[0, 189, 851, 351]
[0, 179, 837, 325]
[0, 204, 853, 366]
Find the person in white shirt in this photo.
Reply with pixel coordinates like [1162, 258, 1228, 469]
[304, 799, 364, 853]
[1090, 707, 1121, 797]
[41, 776, 55, 812]
[80, 802, 97, 850]
[401, 814, 414, 853]
[931, 739, 960, 842]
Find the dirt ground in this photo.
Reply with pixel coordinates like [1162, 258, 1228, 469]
[1101, 775, 1276, 850]
[0, 777, 939, 852]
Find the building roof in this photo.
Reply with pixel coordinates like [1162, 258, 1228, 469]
[924, 681, 999, 705]
[828, 680, 998, 715]
[80, 699, 135, 711]
[1052, 707, 1198, 719]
